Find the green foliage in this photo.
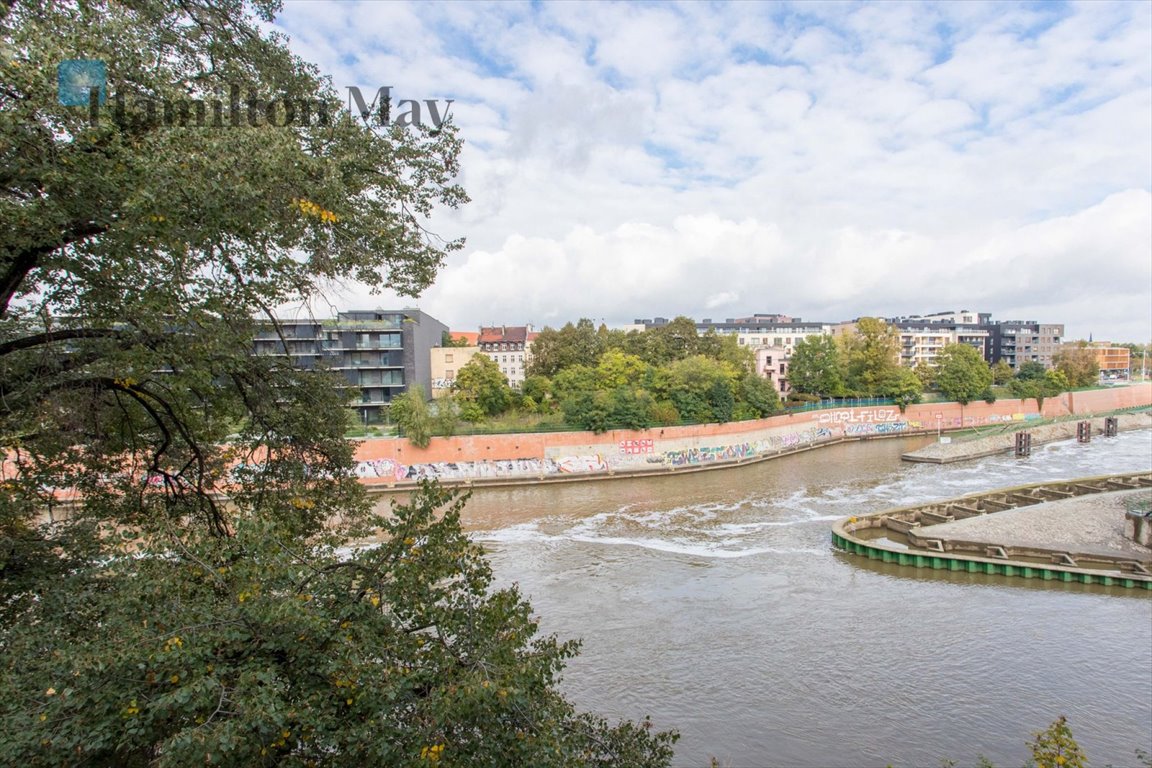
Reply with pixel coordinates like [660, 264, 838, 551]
[389, 386, 433, 448]
[1016, 361, 1048, 381]
[0, 481, 679, 766]
[1025, 715, 1087, 768]
[842, 318, 901, 396]
[526, 319, 605, 378]
[788, 335, 846, 396]
[914, 360, 937, 390]
[521, 375, 553, 409]
[884, 366, 924, 411]
[440, 331, 471, 348]
[596, 349, 652, 389]
[991, 360, 1015, 385]
[739, 373, 782, 418]
[648, 400, 680, 425]
[935, 343, 994, 405]
[454, 354, 513, 417]
[1009, 369, 1069, 411]
[1053, 345, 1100, 388]
[0, 2, 675, 764]
[658, 355, 739, 424]
[560, 390, 613, 433]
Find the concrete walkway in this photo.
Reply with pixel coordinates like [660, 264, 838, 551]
[923, 488, 1152, 562]
[902, 411, 1152, 463]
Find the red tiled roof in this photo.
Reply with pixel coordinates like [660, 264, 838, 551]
[451, 331, 479, 345]
[478, 326, 529, 344]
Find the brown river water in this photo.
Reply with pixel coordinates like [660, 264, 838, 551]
[376, 430, 1152, 767]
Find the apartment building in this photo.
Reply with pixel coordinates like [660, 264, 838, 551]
[990, 321, 1064, 370]
[252, 309, 446, 424]
[478, 325, 535, 389]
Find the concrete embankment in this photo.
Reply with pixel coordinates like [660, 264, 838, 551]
[832, 472, 1152, 589]
[901, 411, 1152, 464]
[351, 384, 1152, 490]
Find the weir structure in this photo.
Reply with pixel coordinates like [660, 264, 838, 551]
[831, 472, 1152, 590]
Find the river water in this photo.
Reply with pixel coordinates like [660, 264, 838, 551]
[453, 431, 1152, 768]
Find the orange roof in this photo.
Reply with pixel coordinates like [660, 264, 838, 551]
[451, 331, 479, 345]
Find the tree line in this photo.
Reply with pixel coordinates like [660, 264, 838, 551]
[394, 318, 1113, 442]
[393, 317, 784, 439]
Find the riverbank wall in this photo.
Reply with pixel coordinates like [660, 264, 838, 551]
[351, 384, 1152, 489]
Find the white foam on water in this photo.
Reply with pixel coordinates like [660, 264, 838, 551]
[568, 534, 827, 559]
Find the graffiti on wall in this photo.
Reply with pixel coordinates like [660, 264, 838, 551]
[812, 408, 900, 424]
[355, 455, 614, 482]
[842, 421, 921, 436]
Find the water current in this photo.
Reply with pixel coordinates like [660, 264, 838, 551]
[453, 430, 1152, 767]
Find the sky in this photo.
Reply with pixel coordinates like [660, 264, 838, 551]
[273, 0, 1152, 342]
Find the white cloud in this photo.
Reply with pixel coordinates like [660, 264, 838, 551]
[272, 1, 1152, 342]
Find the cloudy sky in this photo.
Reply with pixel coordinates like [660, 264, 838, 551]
[274, 0, 1151, 342]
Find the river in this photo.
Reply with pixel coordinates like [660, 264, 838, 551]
[452, 430, 1152, 767]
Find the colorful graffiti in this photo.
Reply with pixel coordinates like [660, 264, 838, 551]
[843, 421, 919, 436]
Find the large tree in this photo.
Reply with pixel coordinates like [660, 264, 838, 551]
[934, 343, 993, 405]
[453, 353, 513, 417]
[786, 334, 846, 397]
[1053, 344, 1100, 388]
[0, 1, 676, 764]
[841, 317, 901, 396]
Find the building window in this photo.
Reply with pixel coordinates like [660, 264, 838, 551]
[445, 354, 453, 363]
[445, 369, 453, 378]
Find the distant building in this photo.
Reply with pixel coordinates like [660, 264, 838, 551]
[429, 345, 481, 397]
[636, 315, 828, 357]
[1064, 342, 1131, 381]
[477, 325, 535, 389]
[252, 309, 446, 424]
[989, 321, 1064, 370]
[886, 311, 1062, 371]
[449, 331, 480, 346]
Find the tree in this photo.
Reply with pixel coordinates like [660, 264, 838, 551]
[1025, 715, 1087, 768]
[657, 355, 738, 424]
[990, 360, 1015, 385]
[787, 335, 846, 396]
[739, 373, 781, 418]
[596, 349, 651, 389]
[1009, 369, 1068, 411]
[454, 354, 513, 417]
[1, 480, 678, 765]
[0, 2, 674, 763]
[389, 385, 434, 447]
[884, 366, 924, 411]
[1053, 345, 1100, 388]
[521, 374, 553, 412]
[440, 330, 471, 348]
[526, 319, 604, 377]
[842, 318, 901, 396]
[934, 343, 994, 405]
[1016, 361, 1048, 381]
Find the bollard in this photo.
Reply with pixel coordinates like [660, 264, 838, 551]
[1015, 431, 1031, 457]
[1077, 421, 1091, 443]
[1104, 416, 1119, 437]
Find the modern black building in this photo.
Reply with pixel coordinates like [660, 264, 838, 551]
[253, 309, 447, 423]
